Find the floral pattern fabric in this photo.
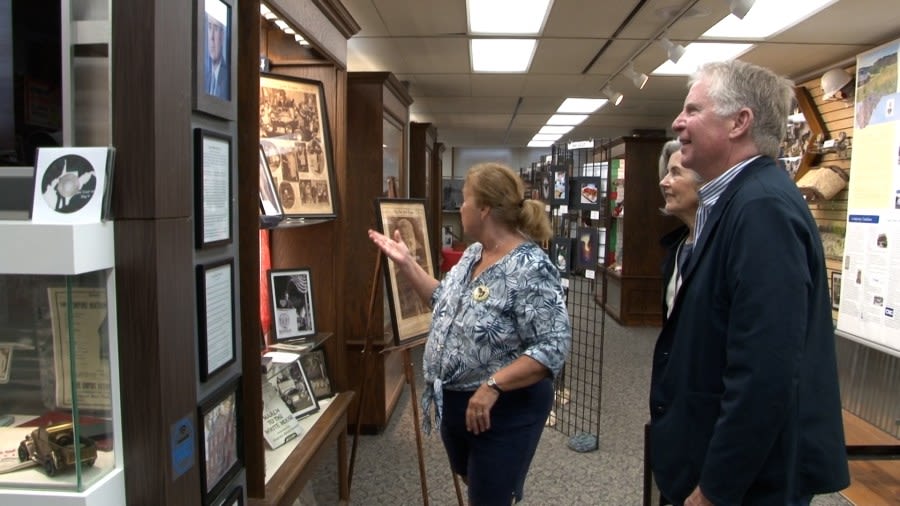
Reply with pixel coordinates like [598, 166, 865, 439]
[421, 241, 571, 433]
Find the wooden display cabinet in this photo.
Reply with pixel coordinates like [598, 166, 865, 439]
[409, 122, 442, 261]
[343, 72, 414, 433]
[596, 136, 678, 326]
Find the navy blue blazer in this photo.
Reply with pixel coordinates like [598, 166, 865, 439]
[649, 156, 849, 505]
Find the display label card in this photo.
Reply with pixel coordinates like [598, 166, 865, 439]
[171, 416, 195, 479]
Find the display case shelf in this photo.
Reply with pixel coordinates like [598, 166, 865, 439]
[0, 222, 115, 275]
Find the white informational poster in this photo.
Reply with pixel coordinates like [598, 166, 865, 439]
[30, 147, 114, 224]
[836, 38, 900, 358]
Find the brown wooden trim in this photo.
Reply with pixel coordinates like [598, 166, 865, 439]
[794, 85, 827, 182]
[312, 0, 361, 39]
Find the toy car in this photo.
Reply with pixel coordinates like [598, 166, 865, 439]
[17, 422, 97, 476]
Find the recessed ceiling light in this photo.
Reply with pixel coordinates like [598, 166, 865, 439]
[651, 42, 753, 75]
[557, 98, 607, 114]
[468, 0, 554, 35]
[546, 114, 588, 126]
[702, 0, 837, 40]
[470, 39, 537, 72]
[539, 125, 574, 135]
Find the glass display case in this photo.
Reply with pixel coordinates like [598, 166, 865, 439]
[0, 221, 124, 505]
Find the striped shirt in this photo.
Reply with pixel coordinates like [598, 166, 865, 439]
[694, 155, 761, 245]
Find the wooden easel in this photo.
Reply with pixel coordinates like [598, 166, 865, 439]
[348, 179, 464, 505]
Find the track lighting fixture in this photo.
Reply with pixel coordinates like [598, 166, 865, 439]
[659, 37, 686, 64]
[623, 63, 648, 90]
[602, 86, 623, 106]
[728, 0, 755, 19]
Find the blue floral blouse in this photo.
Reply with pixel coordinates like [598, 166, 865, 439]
[421, 241, 571, 433]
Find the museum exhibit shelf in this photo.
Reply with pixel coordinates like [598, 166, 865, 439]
[0, 221, 125, 506]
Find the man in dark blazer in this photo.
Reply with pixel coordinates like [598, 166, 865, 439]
[650, 60, 849, 506]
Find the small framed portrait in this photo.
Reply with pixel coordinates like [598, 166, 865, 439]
[194, 129, 232, 248]
[551, 237, 572, 274]
[197, 259, 236, 381]
[538, 171, 552, 202]
[831, 271, 842, 310]
[551, 169, 569, 205]
[265, 358, 319, 419]
[376, 198, 436, 345]
[571, 176, 604, 211]
[299, 349, 333, 400]
[258, 146, 283, 225]
[198, 376, 242, 505]
[194, 0, 235, 119]
[268, 268, 316, 341]
[260, 74, 338, 219]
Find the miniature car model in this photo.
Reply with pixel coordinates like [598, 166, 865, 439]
[17, 422, 97, 476]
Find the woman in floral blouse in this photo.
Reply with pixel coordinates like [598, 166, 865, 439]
[368, 162, 571, 505]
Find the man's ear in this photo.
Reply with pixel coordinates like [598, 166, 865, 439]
[730, 108, 753, 139]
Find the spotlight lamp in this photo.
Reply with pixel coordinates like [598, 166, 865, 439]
[624, 64, 649, 90]
[660, 37, 686, 64]
[602, 86, 624, 106]
[728, 0, 755, 19]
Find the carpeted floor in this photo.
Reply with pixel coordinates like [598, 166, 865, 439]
[302, 317, 853, 505]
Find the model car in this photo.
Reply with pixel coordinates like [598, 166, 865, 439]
[17, 422, 97, 476]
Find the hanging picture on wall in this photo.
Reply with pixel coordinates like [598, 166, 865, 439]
[551, 168, 569, 205]
[259, 74, 337, 219]
[574, 227, 599, 274]
[551, 237, 572, 275]
[194, 0, 235, 120]
[197, 259, 236, 381]
[194, 129, 232, 248]
[571, 176, 604, 211]
[376, 198, 435, 345]
[268, 268, 316, 341]
[198, 376, 242, 505]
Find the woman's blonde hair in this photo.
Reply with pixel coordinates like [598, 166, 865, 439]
[466, 162, 552, 242]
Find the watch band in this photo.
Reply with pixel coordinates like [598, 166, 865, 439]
[487, 376, 504, 394]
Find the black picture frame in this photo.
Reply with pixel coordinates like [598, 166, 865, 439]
[265, 358, 320, 419]
[376, 198, 435, 345]
[198, 376, 242, 505]
[441, 178, 463, 211]
[197, 259, 237, 381]
[537, 171, 552, 202]
[571, 176, 604, 211]
[259, 73, 338, 219]
[268, 268, 317, 341]
[551, 237, 572, 275]
[299, 348, 333, 400]
[194, 128, 233, 248]
[258, 146, 283, 220]
[574, 227, 599, 274]
[194, 0, 235, 119]
[218, 485, 243, 506]
[832, 271, 842, 310]
[551, 169, 569, 205]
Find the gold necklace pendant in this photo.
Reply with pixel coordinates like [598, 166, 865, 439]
[472, 284, 490, 302]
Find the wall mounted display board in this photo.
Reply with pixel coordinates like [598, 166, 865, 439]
[194, 0, 236, 119]
[194, 129, 233, 248]
[198, 376, 242, 505]
[259, 74, 337, 220]
[836, 38, 900, 358]
[30, 147, 115, 225]
[197, 259, 236, 381]
[375, 198, 435, 344]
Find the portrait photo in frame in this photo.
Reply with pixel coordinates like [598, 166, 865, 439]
[551, 168, 569, 205]
[265, 358, 319, 419]
[194, 129, 232, 248]
[376, 198, 435, 344]
[197, 259, 236, 382]
[268, 268, 316, 341]
[259, 73, 337, 219]
[299, 348, 333, 400]
[194, 0, 235, 119]
[198, 376, 242, 505]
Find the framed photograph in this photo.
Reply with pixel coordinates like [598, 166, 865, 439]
[217, 486, 243, 506]
[198, 376, 242, 505]
[265, 358, 319, 419]
[258, 146, 283, 219]
[537, 171, 552, 202]
[551, 169, 569, 205]
[441, 178, 463, 210]
[194, 129, 232, 248]
[299, 349, 333, 400]
[268, 268, 316, 341]
[832, 271, 842, 310]
[197, 259, 236, 381]
[194, 0, 235, 119]
[571, 176, 603, 211]
[551, 237, 572, 274]
[259, 73, 337, 219]
[376, 198, 435, 344]
[574, 227, 599, 274]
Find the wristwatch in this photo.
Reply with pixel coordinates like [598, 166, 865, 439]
[486, 376, 504, 394]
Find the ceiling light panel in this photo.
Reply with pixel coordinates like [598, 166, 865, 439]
[652, 42, 753, 76]
[471, 39, 537, 72]
[556, 98, 607, 114]
[545, 114, 588, 126]
[539, 125, 574, 135]
[703, 0, 838, 40]
[467, 0, 554, 35]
